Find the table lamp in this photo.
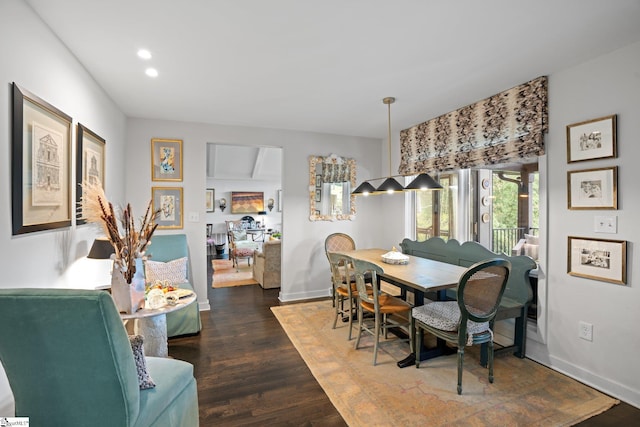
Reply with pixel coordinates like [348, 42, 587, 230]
[87, 237, 115, 259]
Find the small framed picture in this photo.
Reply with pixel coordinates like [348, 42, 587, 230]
[566, 115, 616, 163]
[76, 123, 106, 224]
[206, 188, 215, 212]
[11, 83, 73, 235]
[315, 189, 321, 202]
[152, 187, 183, 229]
[151, 138, 183, 181]
[568, 236, 626, 285]
[567, 166, 617, 210]
[315, 174, 322, 188]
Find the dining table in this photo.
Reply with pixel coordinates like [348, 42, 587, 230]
[335, 248, 468, 367]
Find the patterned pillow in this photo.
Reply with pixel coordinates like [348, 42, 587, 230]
[129, 335, 155, 389]
[144, 257, 188, 284]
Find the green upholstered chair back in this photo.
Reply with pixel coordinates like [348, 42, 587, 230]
[400, 237, 536, 306]
[146, 234, 190, 276]
[0, 288, 140, 426]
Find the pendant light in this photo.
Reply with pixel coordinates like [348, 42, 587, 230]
[375, 97, 404, 194]
[405, 172, 443, 190]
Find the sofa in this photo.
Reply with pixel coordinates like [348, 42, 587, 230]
[145, 234, 202, 337]
[0, 288, 199, 426]
[252, 239, 281, 289]
[400, 237, 537, 364]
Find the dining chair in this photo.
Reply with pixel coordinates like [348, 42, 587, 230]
[350, 258, 413, 366]
[327, 252, 371, 340]
[412, 258, 511, 395]
[324, 233, 356, 307]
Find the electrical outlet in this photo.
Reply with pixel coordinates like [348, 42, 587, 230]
[579, 321, 593, 341]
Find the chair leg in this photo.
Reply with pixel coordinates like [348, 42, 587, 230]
[415, 323, 423, 369]
[354, 304, 363, 350]
[347, 296, 354, 341]
[373, 312, 381, 366]
[488, 340, 495, 384]
[457, 347, 465, 395]
[332, 293, 340, 330]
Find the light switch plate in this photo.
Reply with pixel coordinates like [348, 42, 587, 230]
[188, 212, 199, 222]
[594, 215, 617, 233]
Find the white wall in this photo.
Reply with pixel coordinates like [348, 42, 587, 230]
[0, 0, 128, 415]
[526, 40, 640, 407]
[125, 118, 384, 304]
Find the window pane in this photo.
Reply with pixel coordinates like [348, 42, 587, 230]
[416, 190, 433, 241]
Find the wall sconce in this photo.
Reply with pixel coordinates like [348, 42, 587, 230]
[219, 198, 227, 212]
[267, 198, 275, 211]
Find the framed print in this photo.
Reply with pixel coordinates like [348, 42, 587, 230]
[277, 189, 283, 212]
[152, 187, 183, 229]
[568, 236, 626, 284]
[315, 189, 321, 202]
[11, 83, 72, 235]
[566, 115, 616, 163]
[151, 138, 183, 181]
[567, 166, 617, 210]
[206, 188, 215, 212]
[76, 123, 106, 224]
[231, 191, 264, 213]
[315, 174, 322, 188]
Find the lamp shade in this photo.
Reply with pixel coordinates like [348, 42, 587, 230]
[352, 181, 376, 195]
[375, 177, 404, 193]
[258, 210, 267, 215]
[404, 173, 443, 190]
[87, 238, 115, 259]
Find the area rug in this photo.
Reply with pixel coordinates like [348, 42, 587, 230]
[211, 259, 258, 288]
[272, 300, 618, 427]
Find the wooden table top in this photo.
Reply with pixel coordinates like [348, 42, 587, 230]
[335, 248, 468, 293]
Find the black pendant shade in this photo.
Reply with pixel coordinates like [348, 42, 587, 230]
[352, 181, 377, 195]
[404, 173, 443, 190]
[375, 177, 405, 193]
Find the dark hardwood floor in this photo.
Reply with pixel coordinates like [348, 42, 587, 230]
[167, 257, 639, 426]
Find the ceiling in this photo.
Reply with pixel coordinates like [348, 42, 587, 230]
[25, 0, 640, 139]
[206, 144, 282, 180]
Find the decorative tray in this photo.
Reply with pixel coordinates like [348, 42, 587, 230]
[381, 248, 409, 265]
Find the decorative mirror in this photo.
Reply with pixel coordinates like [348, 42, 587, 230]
[309, 154, 356, 221]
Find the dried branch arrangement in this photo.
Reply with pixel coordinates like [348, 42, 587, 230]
[82, 181, 160, 283]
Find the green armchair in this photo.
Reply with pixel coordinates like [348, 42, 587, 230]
[0, 288, 199, 426]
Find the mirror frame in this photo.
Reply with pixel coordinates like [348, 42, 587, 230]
[309, 155, 356, 221]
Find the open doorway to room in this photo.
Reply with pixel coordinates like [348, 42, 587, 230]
[204, 144, 282, 281]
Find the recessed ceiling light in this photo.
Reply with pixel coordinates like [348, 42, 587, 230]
[145, 68, 159, 78]
[137, 49, 152, 60]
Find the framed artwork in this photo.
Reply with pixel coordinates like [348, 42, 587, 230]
[315, 189, 321, 202]
[151, 138, 183, 181]
[568, 236, 626, 285]
[315, 174, 322, 188]
[277, 189, 283, 212]
[152, 186, 183, 229]
[231, 191, 264, 213]
[206, 188, 215, 212]
[11, 83, 72, 235]
[567, 166, 617, 210]
[76, 123, 106, 224]
[566, 115, 616, 163]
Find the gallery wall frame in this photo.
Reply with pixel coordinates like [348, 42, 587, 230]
[11, 82, 73, 235]
[567, 166, 617, 210]
[277, 189, 282, 212]
[76, 123, 106, 224]
[566, 114, 617, 163]
[152, 186, 183, 229]
[151, 138, 183, 181]
[206, 188, 215, 212]
[567, 236, 626, 285]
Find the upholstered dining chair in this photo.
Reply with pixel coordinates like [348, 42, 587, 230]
[327, 251, 372, 340]
[412, 258, 511, 395]
[350, 258, 413, 366]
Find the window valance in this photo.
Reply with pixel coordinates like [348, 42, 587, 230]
[321, 155, 351, 183]
[398, 76, 548, 175]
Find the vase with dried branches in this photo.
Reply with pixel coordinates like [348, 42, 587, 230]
[82, 182, 160, 313]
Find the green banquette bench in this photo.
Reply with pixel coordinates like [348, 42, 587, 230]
[400, 237, 537, 364]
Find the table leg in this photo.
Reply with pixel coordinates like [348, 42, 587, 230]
[134, 315, 168, 357]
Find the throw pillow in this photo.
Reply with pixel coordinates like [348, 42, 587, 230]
[129, 335, 155, 389]
[232, 230, 247, 241]
[524, 243, 539, 260]
[524, 234, 539, 245]
[144, 257, 188, 284]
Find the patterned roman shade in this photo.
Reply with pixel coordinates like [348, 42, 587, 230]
[399, 76, 548, 175]
[322, 162, 350, 183]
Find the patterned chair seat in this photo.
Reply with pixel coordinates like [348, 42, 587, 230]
[412, 301, 490, 346]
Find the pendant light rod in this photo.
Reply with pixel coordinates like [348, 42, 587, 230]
[383, 97, 395, 177]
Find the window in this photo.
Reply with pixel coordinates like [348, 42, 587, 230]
[415, 173, 458, 241]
